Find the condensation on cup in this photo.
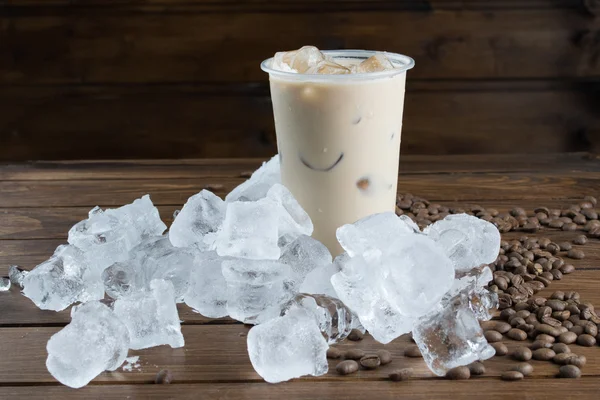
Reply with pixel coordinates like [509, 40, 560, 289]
[261, 46, 415, 255]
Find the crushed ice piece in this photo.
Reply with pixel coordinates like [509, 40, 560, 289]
[354, 53, 395, 73]
[222, 258, 294, 324]
[22, 245, 104, 311]
[184, 251, 229, 318]
[46, 301, 130, 388]
[267, 184, 313, 239]
[306, 60, 351, 75]
[272, 46, 325, 74]
[247, 308, 328, 383]
[215, 198, 281, 260]
[102, 262, 137, 299]
[412, 292, 495, 376]
[279, 234, 331, 289]
[281, 294, 359, 344]
[336, 212, 419, 257]
[424, 213, 501, 271]
[332, 222, 454, 343]
[298, 262, 339, 298]
[169, 190, 226, 249]
[113, 279, 184, 350]
[122, 356, 141, 372]
[0, 277, 10, 292]
[225, 155, 280, 203]
[8, 265, 28, 288]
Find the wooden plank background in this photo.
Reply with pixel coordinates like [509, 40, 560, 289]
[1, 0, 600, 160]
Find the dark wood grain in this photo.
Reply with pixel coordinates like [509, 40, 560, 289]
[1, 8, 597, 84]
[2, 380, 600, 400]
[1, 81, 599, 160]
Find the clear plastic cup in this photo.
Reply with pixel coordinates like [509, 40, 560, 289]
[261, 50, 415, 255]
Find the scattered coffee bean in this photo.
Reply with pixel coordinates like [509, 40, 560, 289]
[536, 334, 556, 343]
[552, 343, 571, 354]
[468, 362, 486, 376]
[507, 328, 527, 341]
[491, 342, 509, 356]
[558, 242, 572, 251]
[327, 347, 343, 359]
[553, 353, 586, 368]
[562, 223, 578, 231]
[502, 371, 524, 381]
[511, 362, 533, 376]
[567, 249, 585, 260]
[570, 326, 584, 335]
[376, 350, 392, 365]
[510, 317, 526, 327]
[345, 349, 366, 360]
[531, 340, 552, 350]
[484, 330, 503, 342]
[536, 324, 560, 337]
[389, 368, 413, 382]
[562, 320, 574, 329]
[577, 334, 597, 347]
[336, 360, 359, 375]
[551, 291, 565, 301]
[558, 365, 581, 379]
[513, 347, 532, 361]
[547, 300, 566, 311]
[532, 348, 556, 361]
[347, 329, 364, 341]
[446, 366, 470, 380]
[359, 355, 381, 370]
[404, 345, 422, 358]
[155, 369, 173, 384]
[573, 235, 588, 245]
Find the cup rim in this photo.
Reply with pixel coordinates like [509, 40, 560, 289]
[261, 49, 415, 81]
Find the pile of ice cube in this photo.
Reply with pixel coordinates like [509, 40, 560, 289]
[8, 153, 501, 387]
[271, 45, 397, 75]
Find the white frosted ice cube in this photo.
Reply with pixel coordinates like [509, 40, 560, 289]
[184, 251, 229, 318]
[279, 234, 330, 288]
[266, 184, 313, 239]
[271, 46, 325, 74]
[247, 309, 328, 383]
[46, 301, 130, 388]
[113, 279, 184, 350]
[8, 265, 28, 288]
[0, 277, 10, 292]
[226, 155, 281, 203]
[424, 213, 501, 271]
[169, 190, 226, 249]
[299, 262, 340, 298]
[216, 198, 281, 260]
[222, 258, 294, 324]
[354, 53, 395, 73]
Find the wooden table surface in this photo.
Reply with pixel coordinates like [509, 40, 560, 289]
[1, 153, 600, 399]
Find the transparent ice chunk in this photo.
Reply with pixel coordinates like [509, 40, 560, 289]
[247, 308, 328, 383]
[354, 53, 395, 73]
[169, 190, 226, 249]
[306, 60, 351, 75]
[184, 251, 229, 318]
[46, 301, 130, 388]
[279, 234, 330, 289]
[272, 46, 325, 74]
[8, 265, 28, 289]
[298, 262, 340, 298]
[226, 155, 281, 203]
[0, 277, 10, 292]
[266, 184, 313, 239]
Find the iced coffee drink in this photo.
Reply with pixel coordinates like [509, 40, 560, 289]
[261, 46, 414, 254]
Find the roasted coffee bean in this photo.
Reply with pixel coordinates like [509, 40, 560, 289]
[548, 220, 564, 229]
[531, 340, 552, 350]
[336, 360, 359, 375]
[532, 348, 556, 361]
[569, 355, 587, 368]
[573, 214, 587, 225]
[526, 314, 538, 325]
[547, 300, 567, 311]
[558, 331, 578, 344]
[557, 326, 569, 334]
[500, 308, 517, 320]
[154, 369, 173, 384]
[513, 347, 532, 361]
[511, 362, 534, 376]
[546, 242, 560, 254]
[536, 324, 561, 337]
[531, 297, 547, 307]
[511, 208, 527, 217]
[507, 328, 527, 341]
[514, 302, 530, 312]
[553, 353, 577, 365]
[491, 342, 509, 356]
[536, 275, 552, 287]
[510, 317, 527, 328]
[585, 323, 598, 337]
[562, 320, 574, 329]
[566, 304, 581, 315]
[536, 334, 556, 343]
[573, 235, 588, 245]
[514, 310, 531, 319]
[501, 371, 524, 381]
[559, 242, 573, 251]
[541, 316, 563, 328]
[551, 291, 565, 301]
[468, 362, 486, 376]
[565, 291, 581, 301]
[481, 320, 511, 334]
[446, 366, 470, 380]
[389, 368, 413, 382]
[550, 269, 563, 280]
[570, 326, 585, 335]
[537, 306, 552, 320]
[558, 365, 581, 379]
[345, 349, 366, 360]
[348, 329, 364, 341]
[567, 249, 585, 259]
[562, 223, 578, 231]
[517, 324, 534, 333]
[553, 343, 571, 354]
[360, 355, 381, 370]
[539, 237, 552, 248]
[552, 311, 570, 322]
[327, 347, 343, 359]
[377, 350, 392, 365]
[577, 334, 597, 347]
[404, 345, 422, 358]
[552, 259, 565, 269]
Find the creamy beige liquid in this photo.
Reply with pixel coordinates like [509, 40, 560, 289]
[269, 68, 406, 254]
